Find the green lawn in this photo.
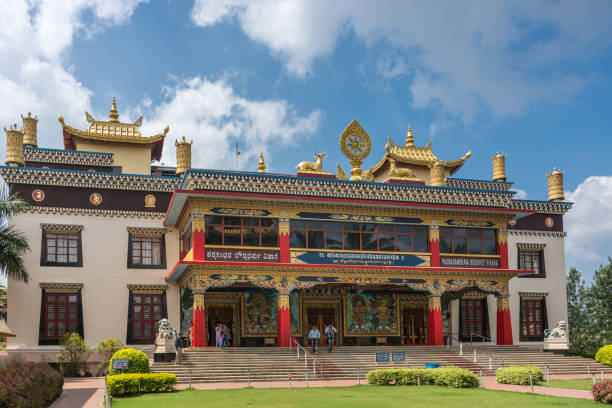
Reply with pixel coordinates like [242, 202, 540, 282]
[545, 378, 604, 391]
[112, 385, 599, 408]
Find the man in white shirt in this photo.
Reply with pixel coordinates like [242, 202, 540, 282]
[308, 326, 320, 353]
[325, 324, 337, 352]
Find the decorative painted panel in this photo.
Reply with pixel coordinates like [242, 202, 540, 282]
[290, 291, 300, 334]
[296, 212, 423, 224]
[242, 290, 277, 336]
[345, 290, 399, 336]
[291, 250, 429, 267]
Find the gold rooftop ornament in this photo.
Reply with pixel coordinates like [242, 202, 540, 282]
[21, 112, 38, 147]
[4, 124, 24, 167]
[258, 151, 266, 173]
[388, 158, 417, 179]
[296, 153, 330, 174]
[175, 136, 193, 176]
[492, 152, 507, 181]
[547, 168, 565, 201]
[339, 119, 371, 181]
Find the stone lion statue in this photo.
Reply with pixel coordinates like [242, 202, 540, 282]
[544, 320, 568, 339]
[155, 318, 176, 353]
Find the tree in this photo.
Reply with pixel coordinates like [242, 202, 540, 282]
[57, 333, 93, 377]
[96, 338, 125, 375]
[0, 192, 31, 283]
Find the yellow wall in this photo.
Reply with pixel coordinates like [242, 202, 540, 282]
[76, 140, 153, 175]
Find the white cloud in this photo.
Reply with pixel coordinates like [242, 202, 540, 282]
[0, 0, 146, 155]
[565, 176, 612, 275]
[191, 0, 611, 121]
[138, 76, 322, 170]
[514, 189, 527, 200]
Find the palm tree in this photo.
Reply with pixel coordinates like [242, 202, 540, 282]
[0, 190, 31, 283]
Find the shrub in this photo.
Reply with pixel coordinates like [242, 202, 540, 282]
[593, 380, 612, 404]
[366, 367, 478, 388]
[595, 345, 612, 367]
[57, 333, 93, 377]
[96, 338, 125, 376]
[108, 348, 150, 375]
[0, 355, 63, 407]
[106, 373, 177, 396]
[496, 366, 544, 385]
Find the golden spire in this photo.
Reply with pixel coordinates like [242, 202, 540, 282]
[257, 151, 267, 172]
[405, 124, 414, 147]
[109, 97, 119, 122]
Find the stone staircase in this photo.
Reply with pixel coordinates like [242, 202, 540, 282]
[151, 345, 612, 384]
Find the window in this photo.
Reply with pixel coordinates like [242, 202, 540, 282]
[459, 298, 488, 342]
[518, 247, 546, 278]
[520, 298, 547, 341]
[439, 227, 497, 255]
[205, 216, 278, 247]
[181, 223, 192, 256]
[290, 220, 428, 252]
[39, 288, 83, 345]
[127, 292, 166, 344]
[127, 235, 166, 269]
[41, 231, 82, 267]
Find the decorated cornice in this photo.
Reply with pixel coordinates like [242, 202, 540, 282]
[127, 284, 167, 294]
[24, 147, 114, 167]
[508, 229, 567, 238]
[24, 206, 165, 219]
[445, 178, 513, 192]
[39, 282, 83, 293]
[509, 199, 572, 215]
[127, 226, 167, 238]
[41, 223, 84, 234]
[519, 292, 548, 299]
[180, 170, 516, 208]
[516, 243, 547, 251]
[0, 166, 180, 192]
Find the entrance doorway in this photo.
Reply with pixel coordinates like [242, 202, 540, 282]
[304, 304, 340, 347]
[401, 307, 426, 345]
[207, 306, 235, 347]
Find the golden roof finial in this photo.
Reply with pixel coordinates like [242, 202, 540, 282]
[109, 97, 119, 122]
[406, 124, 414, 147]
[258, 151, 267, 173]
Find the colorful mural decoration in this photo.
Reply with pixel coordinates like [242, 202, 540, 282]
[290, 291, 300, 334]
[180, 288, 194, 334]
[296, 212, 423, 224]
[346, 290, 399, 336]
[242, 290, 277, 336]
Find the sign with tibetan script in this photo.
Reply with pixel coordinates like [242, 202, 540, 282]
[205, 248, 279, 263]
[392, 352, 406, 362]
[440, 256, 500, 268]
[376, 353, 390, 363]
[293, 251, 428, 267]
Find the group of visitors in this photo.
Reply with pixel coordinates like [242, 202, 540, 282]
[215, 322, 232, 347]
[308, 323, 337, 353]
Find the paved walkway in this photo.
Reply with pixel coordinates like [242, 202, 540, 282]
[53, 373, 597, 407]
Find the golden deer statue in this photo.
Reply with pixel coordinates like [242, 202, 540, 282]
[297, 153, 326, 173]
[389, 158, 415, 179]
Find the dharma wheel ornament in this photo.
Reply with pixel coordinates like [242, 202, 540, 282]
[339, 119, 371, 181]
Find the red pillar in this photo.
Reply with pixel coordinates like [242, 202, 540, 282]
[498, 230, 508, 269]
[427, 295, 444, 345]
[496, 296, 513, 345]
[276, 291, 291, 347]
[279, 219, 290, 263]
[192, 292, 207, 347]
[428, 226, 440, 267]
[192, 218, 206, 261]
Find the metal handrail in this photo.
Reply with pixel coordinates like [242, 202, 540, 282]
[295, 341, 323, 378]
[469, 332, 492, 345]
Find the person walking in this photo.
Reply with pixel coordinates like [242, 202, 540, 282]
[308, 325, 320, 354]
[215, 323, 223, 348]
[175, 333, 184, 364]
[325, 323, 337, 352]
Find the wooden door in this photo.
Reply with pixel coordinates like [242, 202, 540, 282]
[460, 298, 484, 340]
[402, 307, 426, 345]
[306, 306, 337, 346]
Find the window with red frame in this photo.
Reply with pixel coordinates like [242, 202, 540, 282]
[44, 292, 79, 339]
[520, 298, 546, 341]
[45, 234, 79, 264]
[130, 237, 162, 266]
[460, 298, 487, 341]
[518, 250, 545, 277]
[131, 294, 163, 339]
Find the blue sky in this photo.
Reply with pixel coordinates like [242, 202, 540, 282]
[1, 0, 612, 283]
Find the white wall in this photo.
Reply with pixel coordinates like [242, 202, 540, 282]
[6, 212, 180, 349]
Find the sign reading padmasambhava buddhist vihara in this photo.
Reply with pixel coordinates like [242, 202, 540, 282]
[440, 256, 500, 268]
[205, 248, 279, 263]
[345, 290, 399, 336]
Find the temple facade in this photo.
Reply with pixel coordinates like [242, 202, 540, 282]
[2, 101, 571, 352]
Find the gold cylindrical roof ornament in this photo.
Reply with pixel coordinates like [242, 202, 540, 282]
[5, 124, 24, 166]
[257, 151, 266, 173]
[429, 160, 446, 186]
[492, 151, 506, 181]
[175, 136, 193, 176]
[547, 168, 565, 201]
[21, 112, 38, 147]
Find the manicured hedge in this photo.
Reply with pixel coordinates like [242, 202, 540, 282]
[108, 348, 150, 375]
[107, 373, 177, 396]
[593, 380, 612, 404]
[595, 345, 612, 367]
[0, 355, 63, 407]
[366, 367, 479, 388]
[496, 366, 544, 385]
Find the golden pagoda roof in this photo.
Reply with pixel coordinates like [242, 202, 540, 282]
[369, 125, 471, 175]
[58, 98, 169, 161]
